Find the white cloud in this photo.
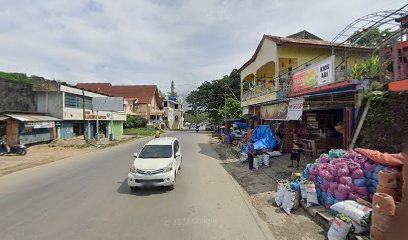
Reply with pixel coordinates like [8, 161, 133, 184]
[0, 0, 406, 95]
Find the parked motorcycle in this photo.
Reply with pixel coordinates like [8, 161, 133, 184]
[0, 137, 27, 155]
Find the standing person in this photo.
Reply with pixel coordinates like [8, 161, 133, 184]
[248, 140, 255, 170]
[289, 136, 303, 169]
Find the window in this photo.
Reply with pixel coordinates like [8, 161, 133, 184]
[64, 93, 92, 109]
[175, 104, 179, 109]
[139, 145, 173, 158]
[164, 101, 168, 107]
[173, 140, 179, 154]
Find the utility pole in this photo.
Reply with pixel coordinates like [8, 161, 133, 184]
[82, 90, 86, 140]
[224, 85, 227, 122]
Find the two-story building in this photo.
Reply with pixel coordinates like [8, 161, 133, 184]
[76, 83, 163, 126]
[162, 96, 184, 129]
[240, 31, 372, 153]
[35, 80, 126, 139]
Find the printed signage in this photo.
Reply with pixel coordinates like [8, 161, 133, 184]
[25, 121, 55, 129]
[261, 98, 304, 121]
[292, 56, 335, 92]
[92, 97, 124, 112]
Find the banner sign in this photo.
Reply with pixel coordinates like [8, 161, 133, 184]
[92, 97, 124, 111]
[287, 98, 304, 121]
[261, 102, 288, 121]
[261, 98, 304, 121]
[292, 56, 335, 92]
[25, 121, 55, 129]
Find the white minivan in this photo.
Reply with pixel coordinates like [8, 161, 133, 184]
[128, 137, 182, 191]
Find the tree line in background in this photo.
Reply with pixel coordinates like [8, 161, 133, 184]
[186, 69, 242, 123]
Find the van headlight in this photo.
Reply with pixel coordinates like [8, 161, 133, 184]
[130, 166, 136, 173]
[163, 162, 173, 173]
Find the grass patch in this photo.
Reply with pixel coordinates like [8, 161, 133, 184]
[123, 128, 158, 136]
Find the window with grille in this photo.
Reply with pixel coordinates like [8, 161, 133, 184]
[64, 93, 92, 109]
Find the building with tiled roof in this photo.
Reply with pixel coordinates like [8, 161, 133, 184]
[76, 83, 163, 125]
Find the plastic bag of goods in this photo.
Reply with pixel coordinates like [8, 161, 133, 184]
[327, 214, 352, 240]
[299, 180, 308, 201]
[253, 156, 259, 169]
[334, 190, 348, 201]
[353, 178, 367, 187]
[329, 182, 338, 192]
[329, 149, 347, 160]
[364, 161, 377, 172]
[351, 220, 368, 234]
[319, 154, 329, 163]
[305, 182, 319, 207]
[330, 200, 372, 225]
[337, 166, 350, 177]
[275, 184, 287, 207]
[351, 169, 364, 179]
[339, 176, 353, 186]
[239, 153, 248, 162]
[276, 179, 288, 191]
[309, 174, 318, 183]
[347, 162, 360, 172]
[282, 188, 297, 214]
[290, 180, 300, 192]
[262, 153, 270, 166]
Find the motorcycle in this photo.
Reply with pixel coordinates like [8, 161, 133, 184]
[0, 137, 27, 155]
[195, 126, 199, 133]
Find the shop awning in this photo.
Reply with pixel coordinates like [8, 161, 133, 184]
[261, 98, 304, 121]
[4, 113, 60, 122]
[0, 116, 9, 121]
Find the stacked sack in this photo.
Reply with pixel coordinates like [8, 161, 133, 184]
[376, 169, 402, 201]
[302, 149, 372, 209]
[370, 168, 404, 239]
[274, 179, 300, 214]
[300, 149, 405, 210]
[370, 193, 396, 239]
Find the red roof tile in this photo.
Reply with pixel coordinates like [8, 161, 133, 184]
[76, 83, 162, 107]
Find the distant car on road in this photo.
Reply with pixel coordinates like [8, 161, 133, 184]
[128, 137, 182, 191]
[205, 124, 213, 131]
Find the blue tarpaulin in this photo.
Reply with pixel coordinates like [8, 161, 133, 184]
[241, 125, 277, 153]
[233, 122, 248, 130]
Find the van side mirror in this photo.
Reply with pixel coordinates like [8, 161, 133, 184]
[133, 153, 138, 158]
[175, 153, 181, 158]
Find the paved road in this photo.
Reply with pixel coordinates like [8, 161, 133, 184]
[0, 131, 272, 240]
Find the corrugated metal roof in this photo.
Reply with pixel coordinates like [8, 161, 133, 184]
[0, 116, 9, 121]
[4, 114, 60, 122]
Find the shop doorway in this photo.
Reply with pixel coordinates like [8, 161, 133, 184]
[298, 108, 346, 154]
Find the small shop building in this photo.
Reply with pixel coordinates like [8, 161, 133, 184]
[35, 82, 126, 140]
[0, 112, 60, 145]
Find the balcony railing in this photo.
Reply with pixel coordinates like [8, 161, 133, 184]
[242, 70, 351, 102]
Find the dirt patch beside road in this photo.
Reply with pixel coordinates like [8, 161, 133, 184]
[0, 134, 149, 177]
[211, 139, 326, 240]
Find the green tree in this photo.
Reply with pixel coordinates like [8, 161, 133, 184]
[124, 114, 148, 128]
[216, 98, 242, 122]
[184, 111, 208, 124]
[347, 28, 394, 47]
[186, 69, 241, 120]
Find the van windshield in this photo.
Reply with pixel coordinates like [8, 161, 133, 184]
[139, 145, 173, 158]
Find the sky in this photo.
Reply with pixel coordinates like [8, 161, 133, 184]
[0, 0, 406, 96]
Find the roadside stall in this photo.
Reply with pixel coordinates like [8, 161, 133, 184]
[0, 112, 60, 145]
